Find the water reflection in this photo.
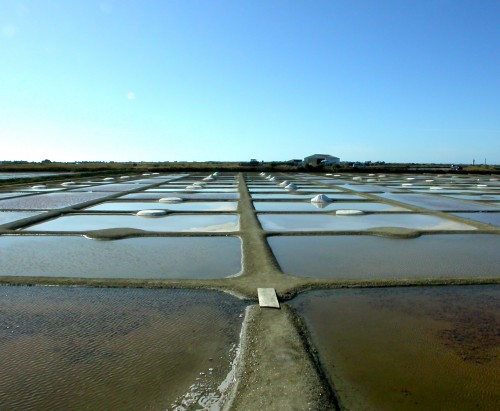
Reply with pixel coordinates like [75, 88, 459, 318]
[291, 286, 500, 410]
[0, 287, 246, 410]
[0, 236, 242, 279]
[269, 234, 500, 279]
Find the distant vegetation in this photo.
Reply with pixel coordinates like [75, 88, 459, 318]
[0, 160, 498, 177]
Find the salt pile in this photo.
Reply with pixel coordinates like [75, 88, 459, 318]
[136, 210, 167, 217]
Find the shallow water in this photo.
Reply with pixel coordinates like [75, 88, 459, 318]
[451, 212, 500, 227]
[251, 193, 365, 200]
[377, 193, 499, 211]
[291, 286, 500, 410]
[268, 234, 500, 279]
[0, 192, 112, 210]
[0, 236, 242, 278]
[85, 201, 238, 212]
[445, 194, 500, 201]
[258, 213, 475, 232]
[147, 188, 238, 193]
[253, 201, 408, 212]
[0, 172, 72, 180]
[0, 211, 43, 226]
[0, 287, 246, 410]
[126, 175, 188, 184]
[24, 214, 239, 232]
[0, 193, 30, 199]
[70, 183, 151, 192]
[16, 187, 65, 192]
[410, 189, 490, 194]
[251, 193, 316, 200]
[339, 184, 388, 192]
[120, 192, 240, 200]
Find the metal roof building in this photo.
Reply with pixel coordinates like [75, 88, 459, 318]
[303, 154, 340, 166]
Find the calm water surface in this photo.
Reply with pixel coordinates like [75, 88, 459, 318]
[24, 214, 239, 232]
[0, 172, 71, 180]
[291, 286, 500, 411]
[259, 213, 475, 232]
[85, 201, 238, 212]
[253, 201, 407, 212]
[451, 212, 500, 227]
[0, 236, 242, 278]
[0, 287, 246, 410]
[0, 192, 112, 210]
[269, 234, 500, 279]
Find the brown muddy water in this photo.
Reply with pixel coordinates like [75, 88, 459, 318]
[268, 234, 500, 279]
[0, 287, 247, 410]
[290, 286, 500, 411]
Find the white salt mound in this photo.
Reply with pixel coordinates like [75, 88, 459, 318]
[311, 202, 329, 209]
[336, 209, 365, 216]
[279, 181, 290, 187]
[136, 210, 167, 217]
[285, 183, 297, 190]
[159, 197, 183, 203]
[311, 194, 331, 203]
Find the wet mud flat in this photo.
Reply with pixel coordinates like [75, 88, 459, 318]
[290, 286, 500, 411]
[0, 287, 247, 410]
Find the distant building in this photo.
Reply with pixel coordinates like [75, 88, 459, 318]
[303, 154, 340, 166]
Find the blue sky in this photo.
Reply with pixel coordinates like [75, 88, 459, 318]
[1, 0, 499, 164]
